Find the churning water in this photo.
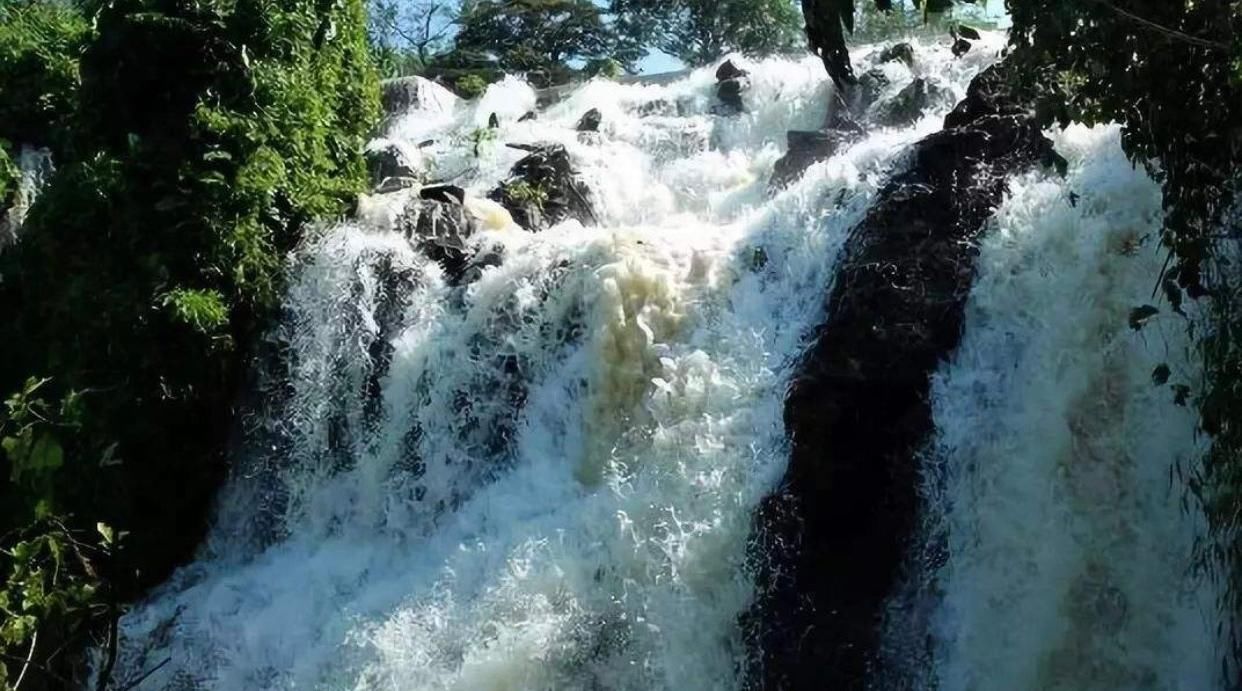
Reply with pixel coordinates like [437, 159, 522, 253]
[106, 34, 1222, 690]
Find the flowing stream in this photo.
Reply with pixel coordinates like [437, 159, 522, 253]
[108, 35, 1222, 690]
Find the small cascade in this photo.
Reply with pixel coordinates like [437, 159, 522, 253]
[0, 145, 54, 250]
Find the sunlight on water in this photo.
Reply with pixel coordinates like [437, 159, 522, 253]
[103, 33, 1220, 690]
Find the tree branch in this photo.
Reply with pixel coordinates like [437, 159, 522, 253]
[1083, 0, 1230, 51]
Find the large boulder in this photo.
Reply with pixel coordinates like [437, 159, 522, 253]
[489, 144, 596, 231]
[365, 138, 424, 190]
[769, 130, 852, 191]
[576, 108, 602, 132]
[873, 77, 954, 127]
[877, 42, 915, 67]
[714, 59, 750, 115]
[747, 59, 1060, 691]
[380, 75, 460, 117]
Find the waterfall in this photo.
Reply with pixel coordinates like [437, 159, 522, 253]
[902, 123, 1223, 691]
[0, 145, 54, 251]
[105, 34, 1222, 690]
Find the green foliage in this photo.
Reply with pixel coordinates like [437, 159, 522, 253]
[584, 57, 625, 80]
[159, 288, 232, 339]
[454, 0, 622, 85]
[0, 0, 381, 683]
[0, 143, 16, 207]
[466, 125, 499, 157]
[0, 0, 89, 216]
[456, 72, 490, 98]
[612, 0, 803, 65]
[0, 520, 112, 691]
[505, 179, 549, 210]
[0, 0, 89, 155]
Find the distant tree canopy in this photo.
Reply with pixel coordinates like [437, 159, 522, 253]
[452, 0, 628, 84]
[610, 0, 803, 66]
[368, 0, 455, 75]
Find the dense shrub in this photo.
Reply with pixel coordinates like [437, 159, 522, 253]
[0, 0, 89, 209]
[0, 0, 380, 685]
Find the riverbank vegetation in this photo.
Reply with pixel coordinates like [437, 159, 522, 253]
[0, 0, 377, 685]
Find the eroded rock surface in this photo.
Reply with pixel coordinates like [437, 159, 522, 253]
[748, 60, 1059, 691]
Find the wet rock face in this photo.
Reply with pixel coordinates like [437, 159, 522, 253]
[873, 78, 954, 127]
[769, 70, 889, 190]
[576, 108, 602, 132]
[398, 185, 476, 283]
[878, 42, 915, 67]
[380, 76, 447, 116]
[714, 59, 751, 114]
[747, 60, 1057, 691]
[366, 139, 423, 190]
[489, 144, 596, 231]
[769, 130, 851, 190]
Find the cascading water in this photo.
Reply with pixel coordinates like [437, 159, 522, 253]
[899, 124, 1224, 691]
[0, 145, 54, 250]
[105, 34, 1222, 690]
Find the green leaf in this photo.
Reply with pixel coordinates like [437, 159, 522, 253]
[28, 434, 63, 475]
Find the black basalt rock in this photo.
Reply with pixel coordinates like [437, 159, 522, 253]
[746, 59, 1057, 691]
[714, 60, 751, 114]
[877, 42, 916, 67]
[489, 144, 596, 231]
[399, 186, 475, 283]
[873, 78, 953, 127]
[576, 108, 602, 132]
[769, 130, 851, 191]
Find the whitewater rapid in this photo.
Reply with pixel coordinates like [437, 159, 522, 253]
[905, 123, 1223, 691]
[106, 34, 1222, 690]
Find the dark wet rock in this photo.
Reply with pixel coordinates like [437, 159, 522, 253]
[873, 78, 953, 127]
[420, 184, 466, 205]
[716, 59, 748, 81]
[713, 59, 751, 114]
[364, 254, 420, 423]
[366, 139, 421, 188]
[637, 99, 676, 117]
[489, 144, 596, 231]
[716, 76, 750, 114]
[714, 60, 752, 115]
[747, 59, 1057, 691]
[374, 177, 420, 194]
[823, 69, 889, 132]
[456, 243, 506, 285]
[398, 189, 475, 282]
[519, 111, 537, 122]
[769, 130, 852, 190]
[576, 108, 602, 132]
[488, 112, 500, 128]
[380, 75, 452, 116]
[878, 42, 916, 67]
[952, 37, 973, 57]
